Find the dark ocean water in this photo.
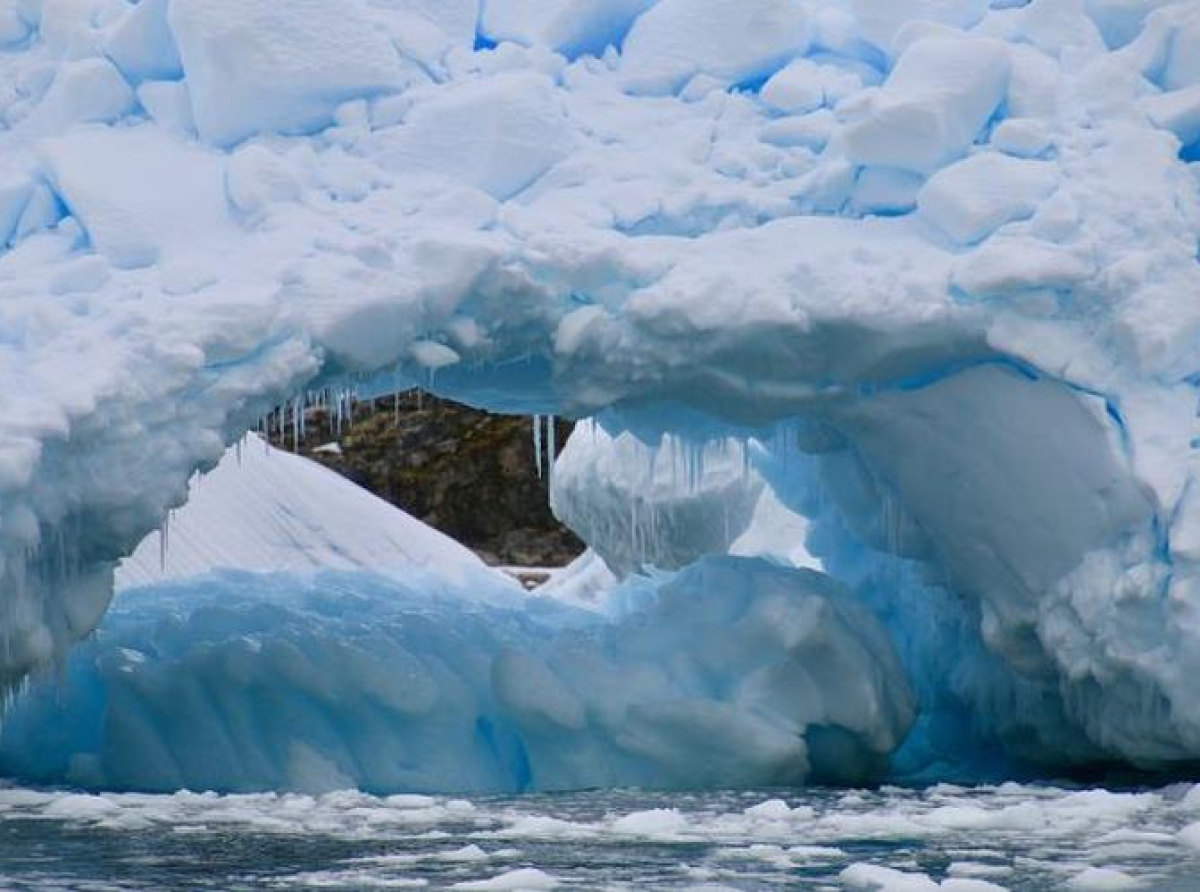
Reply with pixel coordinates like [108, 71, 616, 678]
[4, 783, 1200, 889]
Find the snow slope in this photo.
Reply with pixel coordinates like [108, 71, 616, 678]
[115, 433, 507, 592]
[0, 0, 1199, 776]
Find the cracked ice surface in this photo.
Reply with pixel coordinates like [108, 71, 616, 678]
[1, 0, 1200, 774]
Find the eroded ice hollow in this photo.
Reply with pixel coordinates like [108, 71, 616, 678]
[1, 0, 1200, 788]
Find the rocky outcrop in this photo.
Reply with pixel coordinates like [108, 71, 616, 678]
[269, 392, 582, 567]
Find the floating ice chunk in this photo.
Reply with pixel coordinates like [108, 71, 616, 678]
[620, 0, 810, 96]
[1178, 820, 1200, 850]
[990, 118, 1054, 159]
[375, 72, 570, 200]
[840, 36, 1011, 174]
[840, 863, 940, 891]
[451, 869, 559, 890]
[610, 808, 687, 836]
[24, 57, 135, 136]
[1066, 867, 1141, 890]
[744, 799, 794, 819]
[917, 152, 1058, 244]
[480, 0, 656, 58]
[1144, 86, 1200, 150]
[169, 0, 406, 147]
[101, 0, 182, 83]
[136, 80, 195, 136]
[847, 0, 991, 56]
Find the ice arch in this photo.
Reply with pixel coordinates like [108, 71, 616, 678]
[1, 0, 1200, 777]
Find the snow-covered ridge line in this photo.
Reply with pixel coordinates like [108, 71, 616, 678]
[0, 0, 1199, 774]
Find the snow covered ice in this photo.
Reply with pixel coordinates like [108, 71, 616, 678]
[1, 0, 1200, 791]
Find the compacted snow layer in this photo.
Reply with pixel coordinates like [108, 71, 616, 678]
[1, 0, 1200, 779]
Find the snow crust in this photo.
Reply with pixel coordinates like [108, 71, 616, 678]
[0, 0, 1199, 781]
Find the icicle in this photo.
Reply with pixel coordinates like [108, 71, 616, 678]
[159, 511, 171, 573]
[292, 396, 301, 452]
[546, 415, 556, 484]
[235, 436, 242, 466]
[533, 415, 543, 479]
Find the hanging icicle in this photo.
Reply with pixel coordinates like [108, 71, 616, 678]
[159, 510, 171, 573]
[546, 415, 556, 485]
[535, 412, 544, 482]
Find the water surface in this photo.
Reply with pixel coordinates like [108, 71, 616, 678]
[3, 783, 1200, 889]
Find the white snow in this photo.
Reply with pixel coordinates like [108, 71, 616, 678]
[917, 152, 1059, 244]
[115, 434, 503, 591]
[620, 0, 810, 95]
[168, 0, 406, 147]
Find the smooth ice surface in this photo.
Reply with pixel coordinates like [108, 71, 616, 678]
[1, 0, 1200, 781]
[0, 558, 912, 793]
[5, 784, 1200, 889]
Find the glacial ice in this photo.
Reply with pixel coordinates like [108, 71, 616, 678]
[1, 0, 1200, 784]
[0, 439, 911, 793]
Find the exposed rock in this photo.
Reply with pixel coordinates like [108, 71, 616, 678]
[269, 392, 583, 568]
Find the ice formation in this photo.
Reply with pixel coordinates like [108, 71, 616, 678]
[0, 439, 910, 793]
[1, 0, 1200, 781]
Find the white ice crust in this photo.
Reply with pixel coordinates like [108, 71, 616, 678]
[1, 0, 1200, 777]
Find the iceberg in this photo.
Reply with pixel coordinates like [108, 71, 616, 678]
[0, 0, 1199, 781]
[0, 438, 911, 793]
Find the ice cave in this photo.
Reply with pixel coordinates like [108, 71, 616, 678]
[2, 0, 1200, 812]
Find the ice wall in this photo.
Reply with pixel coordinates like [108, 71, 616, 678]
[1, 0, 1199, 775]
[0, 560, 912, 793]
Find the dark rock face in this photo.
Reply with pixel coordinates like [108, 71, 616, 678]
[268, 392, 583, 568]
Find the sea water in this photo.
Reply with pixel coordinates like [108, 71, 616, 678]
[3, 783, 1200, 889]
